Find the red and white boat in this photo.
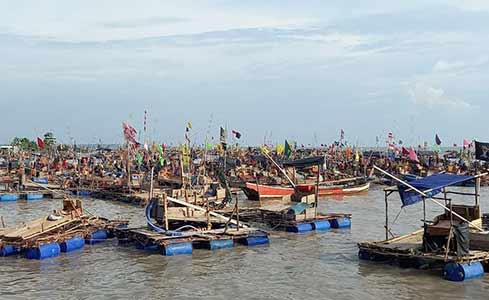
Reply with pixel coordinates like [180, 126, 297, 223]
[241, 182, 295, 200]
[296, 181, 370, 196]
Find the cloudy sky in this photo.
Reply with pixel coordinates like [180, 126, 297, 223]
[1, 0, 488, 146]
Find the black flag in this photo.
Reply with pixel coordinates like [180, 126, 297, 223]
[475, 141, 489, 161]
[435, 134, 442, 146]
[220, 127, 227, 150]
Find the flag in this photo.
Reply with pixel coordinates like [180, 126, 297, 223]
[388, 132, 394, 139]
[408, 147, 420, 162]
[276, 144, 284, 155]
[156, 144, 164, 156]
[187, 121, 192, 129]
[475, 141, 489, 161]
[231, 130, 241, 139]
[401, 147, 410, 157]
[284, 140, 292, 159]
[463, 139, 472, 149]
[122, 122, 138, 144]
[435, 134, 442, 146]
[37, 137, 45, 150]
[340, 129, 344, 140]
[220, 127, 227, 149]
[136, 152, 143, 166]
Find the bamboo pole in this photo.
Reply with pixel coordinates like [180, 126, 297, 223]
[373, 165, 484, 232]
[261, 150, 296, 188]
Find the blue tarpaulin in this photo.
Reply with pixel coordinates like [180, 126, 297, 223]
[398, 174, 474, 207]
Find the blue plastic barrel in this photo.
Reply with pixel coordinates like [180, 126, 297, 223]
[330, 217, 351, 228]
[25, 243, 60, 260]
[0, 245, 18, 257]
[161, 242, 193, 256]
[287, 223, 313, 233]
[85, 230, 108, 245]
[240, 236, 270, 246]
[33, 177, 48, 184]
[312, 220, 331, 231]
[60, 236, 85, 253]
[78, 191, 91, 197]
[443, 262, 484, 281]
[0, 194, 18, 201]
[26, 194, 43, 200]
[208, 239, 234, 250]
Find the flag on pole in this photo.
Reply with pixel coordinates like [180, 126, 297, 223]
[463, 139, 471, 149]
[408, 147, 420, 162]
[435, 134, 442, 146]
[340, 129, 345, 140]
[231, 130, 241, 139]
[284, 140, 292, 159]
[475, 141, 489, 161]
[276, 144, 284, 155]
[37, 137, 45, 150]
[122, 122, 138, 144]
[220, 127, 227, 149]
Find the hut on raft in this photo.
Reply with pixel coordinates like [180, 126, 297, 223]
[358, 166, 489, 281]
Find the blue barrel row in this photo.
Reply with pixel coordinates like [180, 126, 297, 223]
[133, 234, 270, 256]
[0, 193, 45, 201]
[286, 217, 351, 233]
[0, 230, 109, 260]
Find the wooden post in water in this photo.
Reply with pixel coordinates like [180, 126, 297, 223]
[206, 197, 211, 230]
[163, 193, 168, 231]
[315, 162, 320, 219]
[384, 190, 388, 240]
[236, 193, 240, 231]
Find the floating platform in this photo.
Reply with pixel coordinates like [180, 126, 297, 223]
[358, 229, 489, 281]
[115, 227, 269, 256]
[0, 191, 64, 201]
[230, 204, 351, 233]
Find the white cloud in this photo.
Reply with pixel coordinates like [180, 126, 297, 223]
[408, 82, 471, 109]
[433, 56, 488, 73]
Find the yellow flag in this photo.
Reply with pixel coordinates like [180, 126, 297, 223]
[276, 144, 284, 155]
[187, 121, 192, 129]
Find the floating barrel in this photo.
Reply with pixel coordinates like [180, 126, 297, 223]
[33, 177, 48, 184]
[161, 242, 193, 256]
[443, 262, 484, 282]
[239, 235, 270, 246]
[330, 217, 351, 228]
[312, 220, 331, 231]
[26, 194, 43, 201]
[208, 239, 234, 250]
[0, 245, 18, 257]
[60, 236, 85, 253]
[287, 223, 313, 233]
[0, 194, 18, 201]
[85, 230, 108, 245]
[25, 243, 60, 260]
[77, 191, 92, 197]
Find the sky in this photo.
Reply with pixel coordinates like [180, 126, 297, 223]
[0, 0, 488, 146]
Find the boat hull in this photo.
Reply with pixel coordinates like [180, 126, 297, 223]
[241, 183, 295, 200]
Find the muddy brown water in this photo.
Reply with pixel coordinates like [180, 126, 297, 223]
[1, 186, 488, 299]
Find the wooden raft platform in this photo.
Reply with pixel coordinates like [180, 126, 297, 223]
[115, 227, 270, 255]
[358, 229, 489, 268]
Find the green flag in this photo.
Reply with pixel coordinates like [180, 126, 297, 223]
[284, 140, 292, 159]
[136, 152, 143, 166]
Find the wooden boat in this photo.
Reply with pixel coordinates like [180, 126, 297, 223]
[241, 182, 295, 200]
[296, 178, 370, 196]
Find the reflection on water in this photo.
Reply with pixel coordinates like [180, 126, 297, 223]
[0, 186, 488, 299]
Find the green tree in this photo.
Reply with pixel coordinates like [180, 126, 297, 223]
[10, 137, 38, 151]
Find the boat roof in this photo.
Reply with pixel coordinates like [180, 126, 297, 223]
[398, 173, 474, 207]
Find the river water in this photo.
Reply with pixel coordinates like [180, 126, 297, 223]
[1, 186, 489, 300]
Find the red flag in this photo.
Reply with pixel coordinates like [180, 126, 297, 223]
[401, 147, 410, 157]
[37, 137, 45, 149]
[409, 147, 419, 162]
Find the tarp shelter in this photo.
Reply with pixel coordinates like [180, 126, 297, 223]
[398, 173, 474, 207]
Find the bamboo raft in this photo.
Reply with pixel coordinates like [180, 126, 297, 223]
[0, 199, 128, 259]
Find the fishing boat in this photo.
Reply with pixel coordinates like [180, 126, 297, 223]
[358, 167, 489, 281]
[241, 183, 295, 200]
[296, 178, 370, 196]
